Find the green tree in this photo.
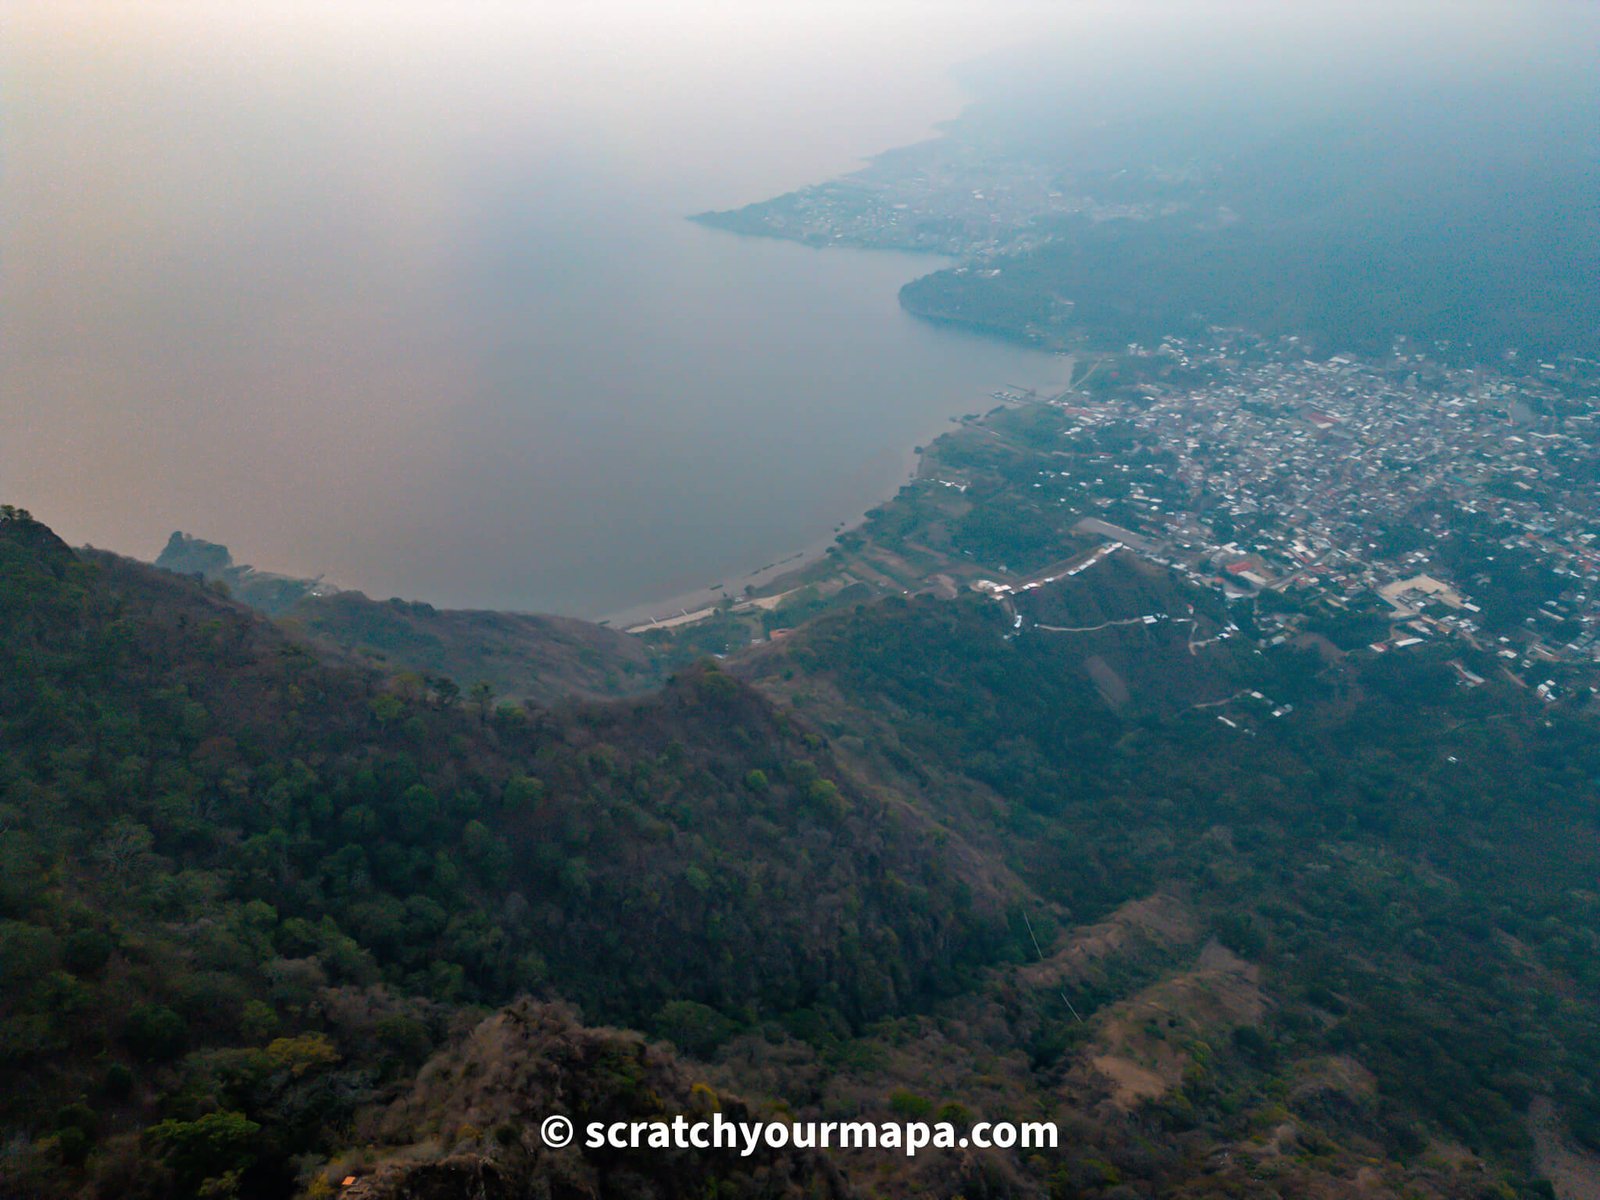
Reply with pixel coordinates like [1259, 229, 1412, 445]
[468, 680, 496, 724]
[652, 1000, 737, 1057]
[125, 1004, 186, 1062]
[369, 693, 404, 727]
[426, 675, 461, 708]
[144, 1111, 261, 1192]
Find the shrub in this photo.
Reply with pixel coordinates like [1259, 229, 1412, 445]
[125, 1004, 187, 1062]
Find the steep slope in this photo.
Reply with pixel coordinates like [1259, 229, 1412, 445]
[298, 574, 1600, 1200]
[738, 592, 1600, 1192]
[6, 508, 1600, 1200]
[0, 513, 1009, 1198]
[154, 531, 663, 704]
[281, 591, 661, 705]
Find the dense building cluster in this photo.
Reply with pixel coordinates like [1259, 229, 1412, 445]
[1048, 335, 1600, 684]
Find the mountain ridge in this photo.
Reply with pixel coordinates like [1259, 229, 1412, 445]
[4, 507, 1600, 1199]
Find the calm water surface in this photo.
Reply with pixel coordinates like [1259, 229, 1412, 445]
[4, 2, 1069, 613]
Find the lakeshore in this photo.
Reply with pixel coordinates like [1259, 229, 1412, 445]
[603, 522, 863, 636]
[600, 364, 1073, 633]
[599, 447, 926, 632]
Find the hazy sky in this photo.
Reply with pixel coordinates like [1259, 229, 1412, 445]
[3, 1, 1592, 612]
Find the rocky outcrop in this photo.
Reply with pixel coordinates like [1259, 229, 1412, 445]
[326, 1000, 851, 1200]
[154, 531, 325, 614]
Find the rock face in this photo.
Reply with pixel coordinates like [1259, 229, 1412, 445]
[333, 1001, 851, 1200]
[153, 531, 323, 614]
[155, 531, 235, 577]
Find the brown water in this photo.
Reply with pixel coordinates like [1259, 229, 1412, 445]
[2, 1, 1066, 614]
[11, 2, 1557, 613]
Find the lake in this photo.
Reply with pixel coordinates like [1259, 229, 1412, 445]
[2, 1, 1067, 616]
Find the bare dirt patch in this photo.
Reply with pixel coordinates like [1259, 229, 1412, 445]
[1531, 1097, 1600, 1200]
[1080, 940, 1265, 1108]
[1019, 893, 1199, 990]
[1084, 654, 1131, 709]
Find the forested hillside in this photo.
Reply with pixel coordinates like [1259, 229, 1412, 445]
[0, 512, 1002, 1196]
[3, 507, 1599, 1199]
[154, 532, 663, 704]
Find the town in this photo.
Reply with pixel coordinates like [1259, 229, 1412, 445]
[1043, 335, 1600, 684]
[645, 334, 1600, 707]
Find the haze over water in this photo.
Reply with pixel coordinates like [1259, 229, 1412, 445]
[4, 1, 1073, 615]
[6, 2, 1581, 615]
